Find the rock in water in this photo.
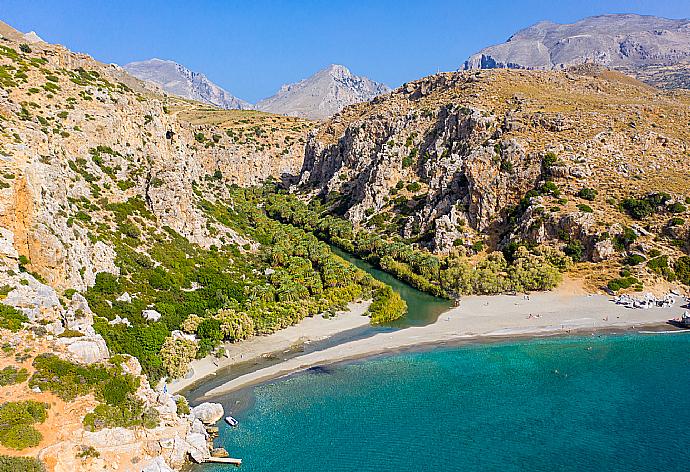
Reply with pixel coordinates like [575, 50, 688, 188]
[191, 402, 224, 425]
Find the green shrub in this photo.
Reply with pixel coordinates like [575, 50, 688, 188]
[175, 396, 190, 415]
[613, 227, 638, 250]
[406, 182, 421, 193]
[577, 187, 597, 201]
[669, 217, 685, 227]
[0, 455, 45, 472]
[607, 276, 641, 292]
[647, 256, 675, 281]
[368, 284, 407, 324]
[0, 366, 29, 386]
[669, 202, 687, 213]
[19, 44, 32, 54]
[540, 181, 560, 197]
[621, 193, 671, 219]
[624, 254, 646, 266]
[577, 203, 593, 213]
[564, 240, 585, 262]
[0, 401, 48, 450]
[674, 256, 690, 285]
[0, 304, 28, 332]
[58, 329, 85, 338]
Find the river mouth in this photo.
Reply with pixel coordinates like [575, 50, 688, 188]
[181, 247, 452, 400]
[329, 245, 452, 328]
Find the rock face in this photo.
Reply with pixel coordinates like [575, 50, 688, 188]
[124, 58, 252, 109]
[463, 14, 690, 89]
[0, 28, 312, 291]
[300, 68, 690, 257]
[257, 64, 390, 120]
[191, 402, 224, 425]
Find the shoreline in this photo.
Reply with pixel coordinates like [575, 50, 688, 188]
[202, 291, 688, 398]
[169, 301, 373, 394]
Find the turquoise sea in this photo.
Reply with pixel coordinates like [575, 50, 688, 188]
[196, 333, 690, 471]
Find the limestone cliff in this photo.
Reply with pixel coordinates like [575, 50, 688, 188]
[299, 67, 690, 275]
[0, 24, 313, 291]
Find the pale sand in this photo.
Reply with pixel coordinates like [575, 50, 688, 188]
[203, 291, 688, 397]
[168, 301, 371, 393]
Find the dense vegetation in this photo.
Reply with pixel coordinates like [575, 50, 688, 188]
[83, 184, 407, 382]
[29, 354, 158, 431]
[0, 455, 45, 472]
[0, 365, 29, 386]
[0, 400, 48, 449]
[0, 304, 28, 332]
[263, 192, 569, 298]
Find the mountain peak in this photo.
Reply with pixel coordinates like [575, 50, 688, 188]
[123, 58, 251, 110]
[257, 64, 390, 120]
[463, 13, 690, 88]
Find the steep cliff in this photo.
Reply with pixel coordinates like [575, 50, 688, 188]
[299, 67, 690, 283]
[0, 27, 312, 291]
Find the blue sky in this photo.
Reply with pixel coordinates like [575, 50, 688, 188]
[2, 1, 688, 102]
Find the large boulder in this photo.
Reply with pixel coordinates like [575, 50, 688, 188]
[141, 456, 174, 472]
[143, 309, 162, 322]
[191, 402, 224, 425]
[185, 432, 210, 463]
[59, 336, 110, 364]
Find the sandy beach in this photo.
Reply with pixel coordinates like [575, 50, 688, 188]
[203, 290, 688, 397]
[168, 301, 372, 393]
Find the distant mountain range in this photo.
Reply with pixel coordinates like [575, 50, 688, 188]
[463, 14, 690, 89]
[256, 64, 391, 120]
[124, 60, 389, 119]
[123, 58, 253, 110]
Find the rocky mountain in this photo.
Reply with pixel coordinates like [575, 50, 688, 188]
[256, 64, 391, 120]
[0, 20, 316, 470]
[124, 58, 252, 109]
[299, 65, 690, 290]
[463, 14, 690, 88]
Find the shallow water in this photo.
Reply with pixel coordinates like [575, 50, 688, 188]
[194, 333, 690, 471]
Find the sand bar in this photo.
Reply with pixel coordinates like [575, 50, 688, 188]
[168, 301, 371, 393]
[204, 291, 688, 397]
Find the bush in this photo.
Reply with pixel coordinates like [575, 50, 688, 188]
[369, 284, 407, 324]
[578, 187, 597, 201]
[564, 240, 585, 262]
[175, 396, 190, 415]
[19, 44, 32, 54]
[160, 336, 198, 379]
[613, 227, 638, 250]
[669, 217, 685, 226]
[0, 366, 29, 386]
[669, 202, 687, 213]
[621, 193, 671, 219]
[647, 256, 675, 281]
[83, 397, 158, 431]
[0, 455, 45, 472]
[624, 254, 646, 266]
[406, 182, 421, 193]
[0, 304, 28, 331]
[577, 203, 593, 213]
[607, 276, 641, 292]
[0, 400, 48, 450]
[674, 256, 690, 285]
